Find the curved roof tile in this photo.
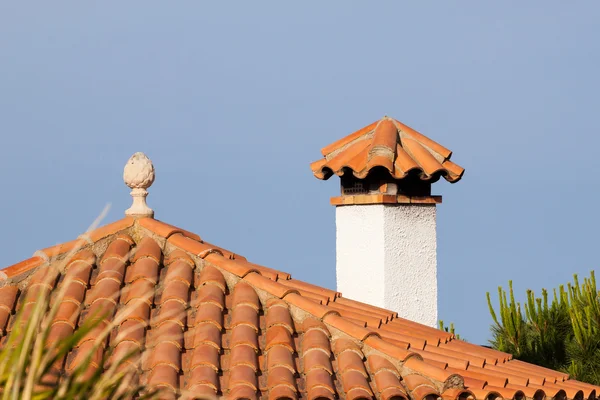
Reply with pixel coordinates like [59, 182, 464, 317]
[0, 217, 596, 400]
[311, 116, 465, 183]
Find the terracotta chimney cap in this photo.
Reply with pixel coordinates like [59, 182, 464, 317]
[310, 116, 464, 183]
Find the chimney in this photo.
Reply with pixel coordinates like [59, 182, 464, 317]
[310, 117, 464, 327]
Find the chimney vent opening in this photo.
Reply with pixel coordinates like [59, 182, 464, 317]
[340, 170, 431, 197]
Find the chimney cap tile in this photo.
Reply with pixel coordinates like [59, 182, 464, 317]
[311, 116, 464, 183]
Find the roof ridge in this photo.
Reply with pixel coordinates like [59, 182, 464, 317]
[0, 217, 136, 283]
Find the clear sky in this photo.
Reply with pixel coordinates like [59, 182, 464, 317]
[1, 2, 599, 345]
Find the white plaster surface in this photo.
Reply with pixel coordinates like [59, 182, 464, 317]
[336, 205, 386, 310]
[336, 204, 438, 327]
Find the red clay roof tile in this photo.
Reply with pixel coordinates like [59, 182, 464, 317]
[378, 329, 424, 350]
[277, 278, 339, 302]
[232, 282, 260, 309]
[447, 366, 508, 388]
[340, 369, 373, 398]
[196, 264, 227, 292]
[268, 384, 297, 400]
[228, 385, 258, 400]
[303, 349, 332, 375]
[505, 383, 545, 400]
[204, 253, 259, 277]
[38, 238, 88, 260]
[367, 354, 398, 374]
[325, 302, 383, 327]
[483, 385, 526, 400]
[265, 300, 294, 334]
[322, 313, 379, 341]
[363, 335, 416, 362]
[195, 287, 225, 312]
[301, 328, 331, 357]
[190, 343, 219, 371]
[337, 350, 368, 378]
[381, 387, 409, 400]
[266, 326, 294, 352]
[321, 121, 378, 156]
[192, 323, 221, 350]
[0, 286, 18, 312]
[166, 233, 245, 262]
[404, 356, 462, 386]
[467, 387, 503, 400]
[480, 364, 534, 386]
[148, 363, 179, 392]
[305, 368, 335, 397]
[373, 369, 407, 398]
[297, 292, 328, 305]
[311, 116, 464, 183]
[444, 339, 510, 364]
[121, 278, 154, 305]
[414, 346, 470, 370]
[246, 262, 290, 281]
[229, 363, 258, 390]
[442, 388, 476, 400]
[544, 382, 583, 400]
[138, 217, 201, 241]
[0, 286, 18, 334]
[231, 304, 259, 332]
[2, 256, 46, 279]
[332, 296, 396, 319]
[379, 324, 443, 348]
[1, 217, 597, 400]
[115, 319, 145, 347]
[230, 325, 259, 351]
[266, 365, 296, 390]
[266, 345, 294, 371]
[403, 373, 440, 400]
[562, 382, 596, 400]
[230, 344, 258, 371]
[86, 217, 134, 243]
[244, 272, 298, 299]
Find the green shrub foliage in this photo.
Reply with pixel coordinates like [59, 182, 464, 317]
[487, 271, 600, 385]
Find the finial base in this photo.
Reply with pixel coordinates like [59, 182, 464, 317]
[125, 188, 154, 217]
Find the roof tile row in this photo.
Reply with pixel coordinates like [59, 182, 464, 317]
[0, 216, 596, 400]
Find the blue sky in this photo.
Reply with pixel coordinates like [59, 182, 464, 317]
[1, 3, 599, 345]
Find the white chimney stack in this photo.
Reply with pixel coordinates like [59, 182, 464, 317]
[311, 117, 464, 327]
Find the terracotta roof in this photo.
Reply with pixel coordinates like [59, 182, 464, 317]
[0, 217, 597, 400]
[310, 117, 465, 183]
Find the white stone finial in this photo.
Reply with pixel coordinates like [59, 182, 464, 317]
[123, 152, 155, 217]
